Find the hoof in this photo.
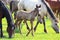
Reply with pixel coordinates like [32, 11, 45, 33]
[44, 29, 47, 33]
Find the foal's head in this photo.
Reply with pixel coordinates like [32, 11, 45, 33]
[33, 4, 41, 16]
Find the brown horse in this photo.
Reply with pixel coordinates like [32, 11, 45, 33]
[0, 1, 15, 38]
[46, 0, 60, 19]
[14, 5, 41, 36]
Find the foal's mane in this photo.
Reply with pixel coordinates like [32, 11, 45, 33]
[30, 7, 39, 14]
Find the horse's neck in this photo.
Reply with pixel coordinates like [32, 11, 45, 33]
[42, 0, 56, 20]
[30, 8, 38, 16]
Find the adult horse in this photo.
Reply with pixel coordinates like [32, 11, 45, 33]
[18, 0, 59, 33]
[10, 0, 59, 32]
[0, 1, 15, 38]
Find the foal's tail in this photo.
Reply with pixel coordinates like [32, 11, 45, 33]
[41, 0, 58, 22]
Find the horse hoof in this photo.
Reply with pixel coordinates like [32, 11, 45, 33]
[44, 30, 47, 33]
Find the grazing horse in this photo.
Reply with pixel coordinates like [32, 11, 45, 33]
[0, 1, 15, 38]
[34, 0, 59, 33]
[17, 0, 59, 33]
[14, 5, 41, 36]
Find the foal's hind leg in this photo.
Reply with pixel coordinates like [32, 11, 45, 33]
[15, 19, 19, 28]
[42, 17, 47, 33]
[18, 20, 22, 34]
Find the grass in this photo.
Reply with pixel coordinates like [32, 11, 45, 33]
[0, 15, 60, 40]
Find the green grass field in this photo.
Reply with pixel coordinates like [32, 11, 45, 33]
[0, 15, 60, 40]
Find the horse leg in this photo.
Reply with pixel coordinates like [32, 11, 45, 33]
[15, 19, 19, 28]
[15, 19, 22, 34]
[34, 15, 42, 32]
[0, 19, 3, 37]
[26, 29, 30, 36]
[25, 21, 30, 31]
[26, 21, 31, 36]
[30, 21, 34, 36]
[18, 20, 22, 34]
[34, 21, 39, 32]
[26, 21, 34, 36]
[42, 17, 47, 33]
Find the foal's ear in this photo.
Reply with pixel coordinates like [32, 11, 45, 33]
[36, 4, 41, 8]
[39, 5, 41, 8]
[36, 4, 38, 8]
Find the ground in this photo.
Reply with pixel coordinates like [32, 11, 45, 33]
[0, 14, 60, 40]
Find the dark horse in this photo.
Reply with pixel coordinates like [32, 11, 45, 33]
[0, 1, 15, 38]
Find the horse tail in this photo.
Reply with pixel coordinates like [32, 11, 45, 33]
[41, 0, 57, 21]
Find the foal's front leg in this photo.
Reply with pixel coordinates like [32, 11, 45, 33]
[25, 21, 31, 36]
[26, 21, 34, 36]
[25, 21, 30, 31]
[30, 21, 34, 36]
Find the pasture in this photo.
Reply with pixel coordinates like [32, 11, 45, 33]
[0, 14, 60, 40]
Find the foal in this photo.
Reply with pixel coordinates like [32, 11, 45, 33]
[14, 5, 41, 36]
